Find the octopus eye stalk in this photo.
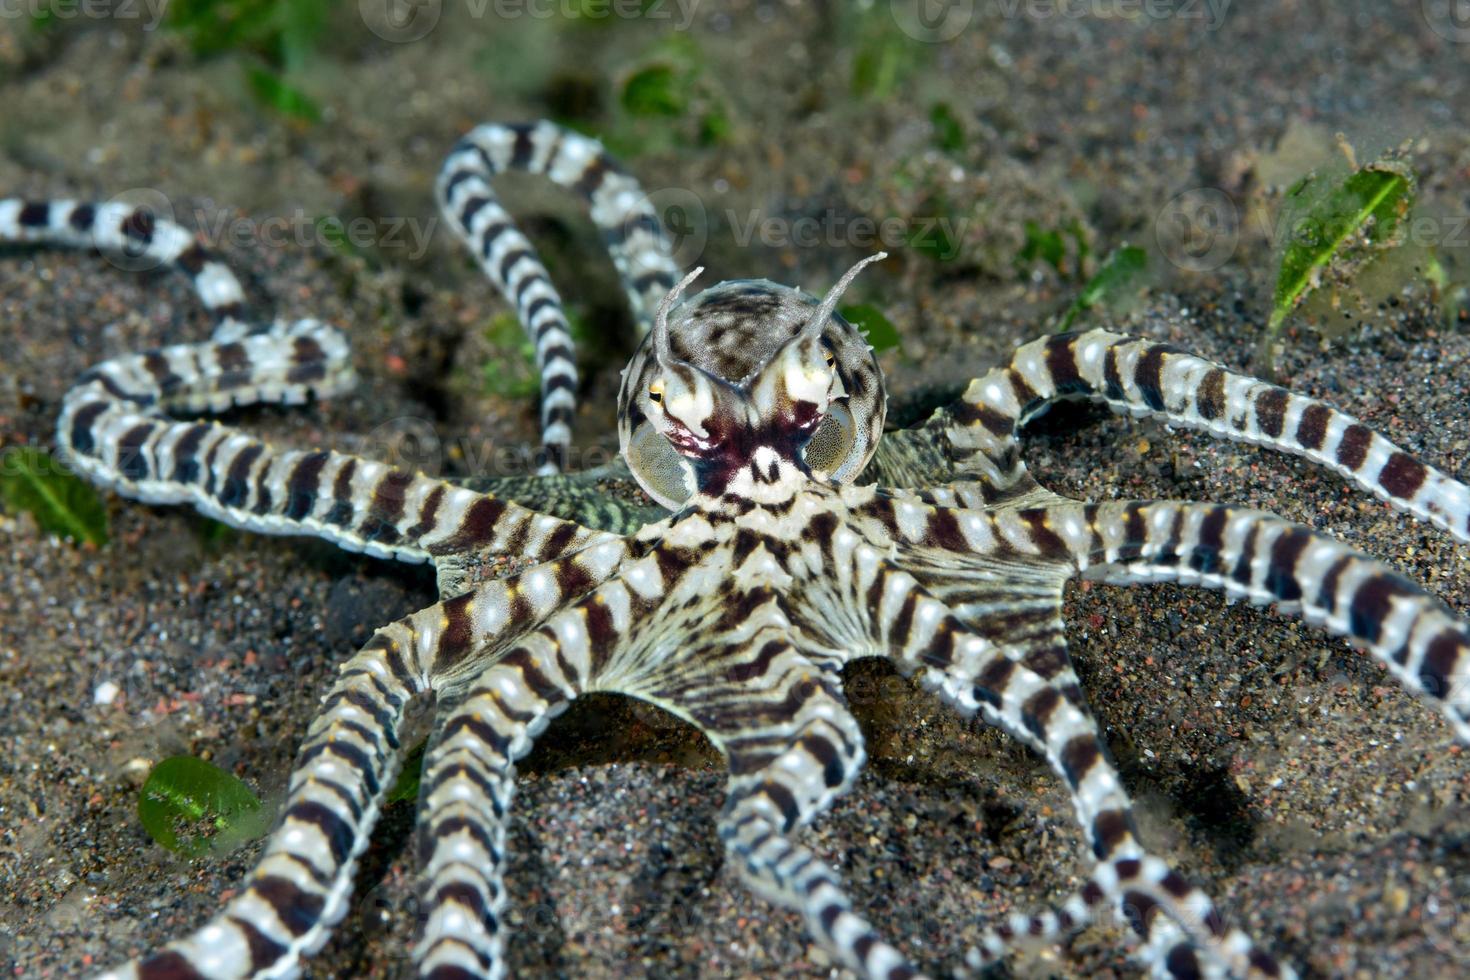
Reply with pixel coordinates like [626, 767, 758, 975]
[652, 266, 705, 368]
[801, 251, 887, 344]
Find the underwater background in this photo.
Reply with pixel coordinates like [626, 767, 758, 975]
[3, 2, 1470, 976]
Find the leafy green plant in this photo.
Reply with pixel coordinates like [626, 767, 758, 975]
[621, 64, 684, 118]
[608, 35, 731, 154]
[1263, 157, 1415, 373]
[614, 58, 729, 151]
[164, 0, 329, 121]
[0, 447, 108, 546]
[848, 8, 928, 102]
[929, 102, 965, 154]
[1018, 219, 1091, 281]
[387, 738, 428, 806]
[840, 303, 901, 353]
[1057, 245, 1148, 331]
[137, 756, 270, 858]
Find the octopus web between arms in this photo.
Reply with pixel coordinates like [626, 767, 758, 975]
[6, 119, 1470, 979]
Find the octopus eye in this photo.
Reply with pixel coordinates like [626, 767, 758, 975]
[648, 379, 665, 404]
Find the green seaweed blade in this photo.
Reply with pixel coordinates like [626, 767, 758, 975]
[138, 757, 269, 858]
[0, 447, 109, 546]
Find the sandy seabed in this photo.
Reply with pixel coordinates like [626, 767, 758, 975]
[3, 4, 1470, 977]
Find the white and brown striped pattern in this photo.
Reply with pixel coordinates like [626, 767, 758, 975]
[842, 486, 1470, 974]
[14, 121, 1470, 980]
[1, 197, 254, 340]
[938, 328, 1470, 545]
[97, 622, 430, 980]
[14, 200, 618, 571]
[56, 318, 612, 569]
[437, 121, 682, 474]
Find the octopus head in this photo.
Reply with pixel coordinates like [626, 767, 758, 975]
[619, 255, 888, 508]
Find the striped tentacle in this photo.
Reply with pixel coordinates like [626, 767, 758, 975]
[960, 496, 1470, 973]
[900, 592, 1276, 978]
[830, 493, 1280, 977]
[95, 615, 433, 980]
[65, 412, 576, 566]
[1, 197, 256, 340]
[626, 579, 924, 980]
[465, 466, 664, 534]
[1041, 499, 1470, 742]
[439, 511, 926, 977]
[937, 329, 1470, 544]
[414, 538, 662, 977]
[703, 657, 924, 980]
[859, 489, 1076, 629]
[966, 864, 1234, 979]
[65, 317, 355, 418]
[436, 121, 681, 473]
[59, 327, 614, 567]
[62, 402, 612, 567]
[99, 525, 633, 980]
[413, 659, 576, 979]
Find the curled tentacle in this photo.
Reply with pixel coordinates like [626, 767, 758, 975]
[927, 328, 1470, 545]
[859, 484, 1470, 971]
[884, 572, 1282, 978]
[1, 197, 255, 340]
[436, 121, 682, 473]
[631, 602, 925, 980]
[709, 669, 923, 980]
[1050, 498, 1470, 742]
[94, 533, 630, 980]
[58, 328, 608, 567]
[801, 485, 1280, 977]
